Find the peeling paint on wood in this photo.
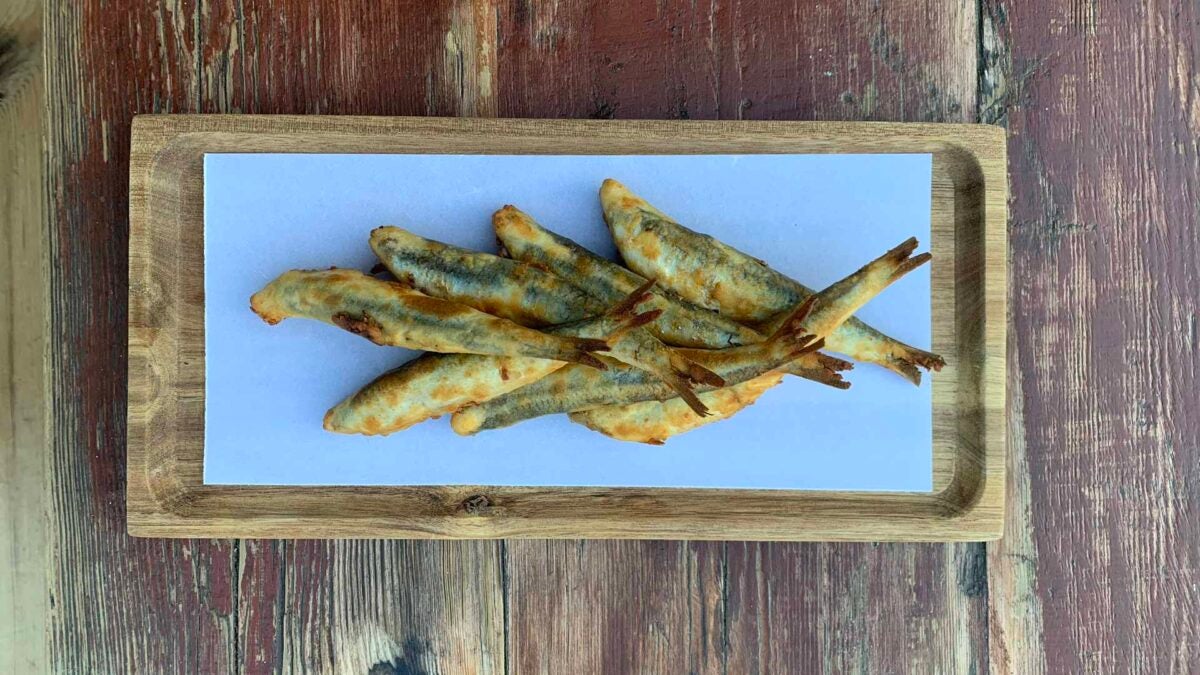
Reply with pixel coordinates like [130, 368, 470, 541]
[42, 0, 1200, 670]
[987, 0, 1200, 673]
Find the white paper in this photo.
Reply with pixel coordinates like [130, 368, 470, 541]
[203, 153, 934, 490]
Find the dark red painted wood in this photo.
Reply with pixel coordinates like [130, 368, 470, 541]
[987, 0, 1200, 672]
[45, 0, 1200, 671]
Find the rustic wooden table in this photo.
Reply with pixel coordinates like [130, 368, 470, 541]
[9, 0, 1196, 672]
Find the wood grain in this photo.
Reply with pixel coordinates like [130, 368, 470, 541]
[0, 0, 45, 671]
[200, 6, 503, 672]
[506, 540, 724, 673]
[43, 1, 240, 672]
[986, 0, 1200, 673]
[48, 1, 508, 672]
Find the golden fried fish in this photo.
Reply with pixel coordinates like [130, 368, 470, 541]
[369, 225, 607, 326]
[600, 178, 944, 383]
[571, 235, 936, 443]
[570, 372, 785, 445]
[493, 205, 762, 349]
[371, 228, 721, 415]
[450, 299, 823, 435]
[250, 268, 609, 368]
[323, 287, 659, 435]
[572, 349, 853, 444]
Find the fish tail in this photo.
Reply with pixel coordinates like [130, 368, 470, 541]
[669, 350, 726, 388]
[807, 351, 853, 389]
[880, 237, 932, 282]
[600, 278, 664, 343]
[782, 351, 854, 389]
[884, 344, 946, 385]
[815, 352, 855, 372]
[658, 369, 711, 417]
[765, 296, 821, 357]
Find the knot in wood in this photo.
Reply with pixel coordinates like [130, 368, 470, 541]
[461, 494, 493, 516]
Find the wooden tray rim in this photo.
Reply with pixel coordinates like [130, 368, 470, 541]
[126, 115, 1007, 541]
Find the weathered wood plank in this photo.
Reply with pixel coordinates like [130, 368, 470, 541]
[987, 0, 1200, 672]
[506, 540, 724, 674]
[44, 1, 238, 671]
[194, 2, 507, 672]
[44, 0, 505, 671]
[0, 0, 46, 671]
[497, 1, 987, 672]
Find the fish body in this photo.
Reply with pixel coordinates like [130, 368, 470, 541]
[370, 226, 606, 326]
[572, 351, 853, 444]
[493, 206, 761, 349]
[450, 300, 821, 434]
[600, 179, 944, 383]
[250, 268, 608, 367]
[324, 288, 660, 435]
[324, 352, 563, 435]
[371, 226, 720, 414]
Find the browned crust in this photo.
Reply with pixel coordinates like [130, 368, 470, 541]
[331, 311, 386, 345]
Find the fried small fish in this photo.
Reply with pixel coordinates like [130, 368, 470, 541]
[570, 236, 934, 443]
[493, 205, 762, 349]
[323, 288, 659, 435]
[570, 372, 784, 445]
[450, 299, 822, 435]
[250, 268, 609, 367]
[572, 352, 853, 444]
[370, 225, 607, 326]
[600, 178, 945, 383]
[371, 227, 722, 414]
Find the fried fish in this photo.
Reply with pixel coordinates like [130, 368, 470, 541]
[371, 228, 723, 414]
[450, 298, 822, 435]
[250, 268, 610, 367]
[600, 178, 944, 383]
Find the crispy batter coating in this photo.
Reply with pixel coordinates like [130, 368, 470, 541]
[451, 299, 822, 435]
[600, 178, 944, 383]
[371, 227, 720, 414]
[250, 268, 609, 367]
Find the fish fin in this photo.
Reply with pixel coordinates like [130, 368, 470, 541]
[883, 346, 945, 385]
[660, 372, 711, 417]
[805, 350, 853, 389]
[767, 295, 817, 339]
[669, 350, 726, 387]
[599, 278, 662, 343]
[644, 437, 667, 446]
[790, 336, 826, 360]
[783, 351, 854, 389]
[562, 338, 612, 370]
[892, 251, 933, 281]
[765, 296, 821, 357]
[607, 277, 658, 317]
[815, 352, 855, 372]
[495, 237, 512, 258]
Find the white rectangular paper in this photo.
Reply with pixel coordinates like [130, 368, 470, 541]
[203, 152, 933, 490]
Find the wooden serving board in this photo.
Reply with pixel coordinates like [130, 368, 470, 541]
[127, 116, 1006, 540]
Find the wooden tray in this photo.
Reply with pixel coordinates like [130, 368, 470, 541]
[127, 116, 1006, 540]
